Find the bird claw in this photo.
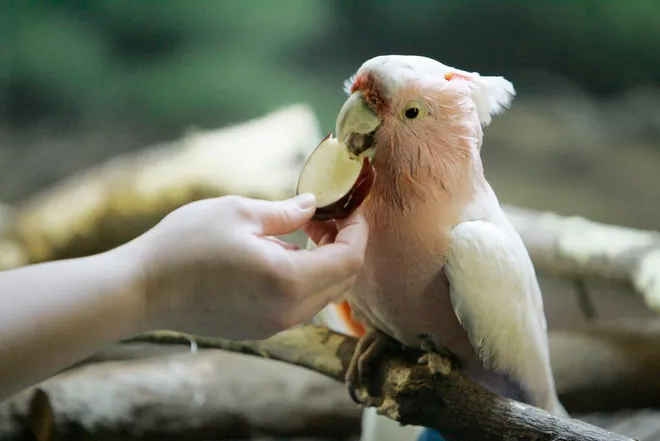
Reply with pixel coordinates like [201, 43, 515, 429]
[345, 329, 393, 406]
[417, 335, 458, 367]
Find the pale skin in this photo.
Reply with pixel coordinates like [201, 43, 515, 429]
[0, 192, 368, 402]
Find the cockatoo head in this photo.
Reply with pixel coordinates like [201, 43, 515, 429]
[335, 55, 515, 209]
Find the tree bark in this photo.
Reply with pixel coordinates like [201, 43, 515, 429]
[82, 318, 660, 413]
[4, 323, 652, 441]
[126, 326, 639, 441]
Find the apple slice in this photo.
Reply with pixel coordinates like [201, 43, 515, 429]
[296, 132, 375, 221]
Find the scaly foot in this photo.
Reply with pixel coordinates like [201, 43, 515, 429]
[345, 329, 394, 406]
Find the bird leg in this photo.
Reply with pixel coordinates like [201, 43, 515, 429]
[345, 328, 395, 406]
[418, 334, 459, 368]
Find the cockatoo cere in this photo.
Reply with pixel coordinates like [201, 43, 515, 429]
[303, 55, 568, 441]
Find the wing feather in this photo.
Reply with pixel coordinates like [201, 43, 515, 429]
[444, 220, 566, 416]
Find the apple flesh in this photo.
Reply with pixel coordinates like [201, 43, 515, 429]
[296, 132, 375, 221]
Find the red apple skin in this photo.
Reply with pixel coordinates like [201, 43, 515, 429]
[310, 157, 375, 221]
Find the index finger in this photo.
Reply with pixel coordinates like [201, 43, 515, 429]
[333, 211, 369, 249]
[287, 211, 369, 293]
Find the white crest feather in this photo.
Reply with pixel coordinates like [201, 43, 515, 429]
[466, 74, 516, 126]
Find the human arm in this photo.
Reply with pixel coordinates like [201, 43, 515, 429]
[0, 247, 143, 401]
[0, 193, 368, 401]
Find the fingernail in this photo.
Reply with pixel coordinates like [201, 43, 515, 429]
[292, 192, 316, 210]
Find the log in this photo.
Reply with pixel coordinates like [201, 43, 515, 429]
[0, 349, 361, 441]
[3, 324, 649, 441]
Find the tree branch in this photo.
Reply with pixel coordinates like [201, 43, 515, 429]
[125, 326, 638, 440]
[80, 318, 660, 413]
[3, 322, 656, 440]
[505, 204, 660, 311]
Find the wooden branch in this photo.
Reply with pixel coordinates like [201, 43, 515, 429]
[4, 322, 658, 440]
[125, 326, 637, 440]
[505, 204, 660, 311]
[74, 318, 660, 413]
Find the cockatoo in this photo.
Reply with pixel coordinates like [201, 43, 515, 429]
[309, 55, 568, 441]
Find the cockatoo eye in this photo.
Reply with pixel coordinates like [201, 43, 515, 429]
[402, 101, 428, 120]
[404, 107, 419, 119]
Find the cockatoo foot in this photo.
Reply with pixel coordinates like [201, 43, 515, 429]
[345, 328, 393, 406]
[417, 335, 458, 368]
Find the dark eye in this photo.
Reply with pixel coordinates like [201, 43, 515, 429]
[404, 107, 419, 119]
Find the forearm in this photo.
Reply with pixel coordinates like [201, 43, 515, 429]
[0, 245, 145, 401]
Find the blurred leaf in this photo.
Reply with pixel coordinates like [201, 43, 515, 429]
[8, 5, 112, 117]
[3, 0, 660, 129]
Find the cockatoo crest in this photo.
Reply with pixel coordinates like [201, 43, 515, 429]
[458, 72, 516, 126]
[343, 55, 515, 126]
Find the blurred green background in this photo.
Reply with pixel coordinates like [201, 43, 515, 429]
[1, 0, 659, 229]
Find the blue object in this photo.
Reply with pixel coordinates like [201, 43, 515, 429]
[418, 427, 447, 441]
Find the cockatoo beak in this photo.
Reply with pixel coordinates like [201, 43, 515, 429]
[336, 92, 381, 160]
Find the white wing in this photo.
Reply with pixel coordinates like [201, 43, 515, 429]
[444, 219, 567, 416]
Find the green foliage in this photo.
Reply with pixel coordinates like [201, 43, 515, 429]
[2, 0, 660, 132]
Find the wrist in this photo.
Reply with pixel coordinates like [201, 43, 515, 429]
[95, 240, 150, 338]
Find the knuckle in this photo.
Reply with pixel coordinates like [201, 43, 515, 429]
[276, 209, 295, 227]
[219, 195, 253, 219]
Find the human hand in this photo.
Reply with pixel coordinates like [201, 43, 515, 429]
[123, 193, 368, 340]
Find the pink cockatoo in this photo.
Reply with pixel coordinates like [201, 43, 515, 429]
[311, 54, 567, 440]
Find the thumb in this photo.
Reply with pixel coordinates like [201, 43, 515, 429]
[249, 193, 317, 236]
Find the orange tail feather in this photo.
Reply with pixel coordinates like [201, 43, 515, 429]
[335, 300, 367, 337]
